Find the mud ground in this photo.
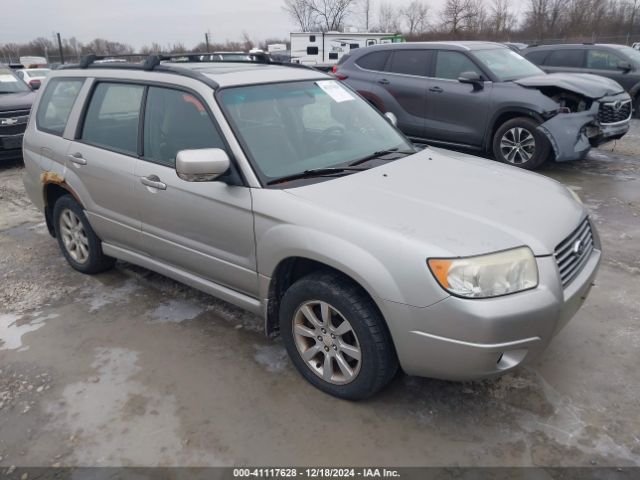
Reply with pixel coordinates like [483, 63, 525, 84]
[0, 122, 639, 468]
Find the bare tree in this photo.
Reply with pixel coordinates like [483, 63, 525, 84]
[377, 2, 402, 32]
[401, 1, 429, 34]
[283, 0, 318, 31]
[360, 0, 374, 31]
[441, 0, 476, 35]
[309, 0, 355, 31]
[488, 0, 516, 37]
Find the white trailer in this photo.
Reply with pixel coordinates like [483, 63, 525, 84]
[290, 32, 404, 67]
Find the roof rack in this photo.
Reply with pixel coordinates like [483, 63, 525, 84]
[58, 51, 320, 89]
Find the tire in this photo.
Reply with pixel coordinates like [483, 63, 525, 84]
[52, 195, 115, 274]
[279, 271, 398, 400]
[634, 95, 640, 119]
[492, 117, 551, 170]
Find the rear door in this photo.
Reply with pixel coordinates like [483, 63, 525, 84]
[67, 81, 144, 251]
[134, 85, 256, 296]
[540, 48, 586, 74]
[371, 49, 431, 138]
[424, 50, 492, 147]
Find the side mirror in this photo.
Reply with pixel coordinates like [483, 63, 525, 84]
[176, 148, 230, 182]
[384, 111, 398, 127]
[458, 71, 484, 89]
[30, 81, 41, 91]
[617, 61, 632, 72]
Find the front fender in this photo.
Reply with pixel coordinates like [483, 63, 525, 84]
[257, 223, 408, 307]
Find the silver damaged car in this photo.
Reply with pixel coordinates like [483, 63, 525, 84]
[22, 54, 601, 399]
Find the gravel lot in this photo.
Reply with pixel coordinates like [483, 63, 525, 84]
[0, 122, 639, 468]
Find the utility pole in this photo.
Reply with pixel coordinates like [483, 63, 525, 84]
[205, 32, 210, 52]
[56, 32, 65, 64]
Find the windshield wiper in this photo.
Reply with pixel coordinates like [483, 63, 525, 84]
[267, 167, 366, 186]
[348, 147, 415, 167]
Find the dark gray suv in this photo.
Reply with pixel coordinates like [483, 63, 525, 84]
[523, 43, 640, 117]
[336, 42, 631, 169]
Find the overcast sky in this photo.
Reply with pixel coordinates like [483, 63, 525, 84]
[2, 0, 529, 48]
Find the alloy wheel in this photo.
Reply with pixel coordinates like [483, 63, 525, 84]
[59, 208, 90, 264]
[292, 300, 362, 385]
[500, 127, 536, 165]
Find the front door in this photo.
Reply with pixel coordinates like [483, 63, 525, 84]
[424, 50, 492, 148]
[134, 86, 257, 296]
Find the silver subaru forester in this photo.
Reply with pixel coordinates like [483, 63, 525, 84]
[22, 55, 601, 399]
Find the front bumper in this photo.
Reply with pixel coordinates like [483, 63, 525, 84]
[380, 248, 601, 380]
[0, 133, 24, 160]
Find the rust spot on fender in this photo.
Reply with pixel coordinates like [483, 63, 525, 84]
[41, 171, 82, 205]
[41, 171, 65, 185]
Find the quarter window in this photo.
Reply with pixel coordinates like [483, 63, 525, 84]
[546, 49, 584, 68]
[434, 51, 480, 80]
[586, 50, 624, 70]
[81, 82, 144, 155]
[143, 87, 225, 167]
[388, 50, 431, 76]
[35, 78, 84, 136]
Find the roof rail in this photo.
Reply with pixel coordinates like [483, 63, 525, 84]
[57, 51, 322, 89]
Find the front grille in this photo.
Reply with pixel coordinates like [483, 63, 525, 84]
[598, 100, 632, 124]
[0, 123, 27, 136]
[554, 217, 594, 287]
[0, 109, 30, 119]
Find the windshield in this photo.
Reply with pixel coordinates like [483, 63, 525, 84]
[473, 48, 544, 81]
[0, 68, 30, 93]
[218, 80, 413, 184]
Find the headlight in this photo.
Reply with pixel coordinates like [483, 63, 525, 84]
[567, 187, 583, 204]
[427, 247, 538, 299]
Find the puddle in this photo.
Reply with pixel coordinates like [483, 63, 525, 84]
[148, 298, 205, 324]
[0, 312, 58, 351]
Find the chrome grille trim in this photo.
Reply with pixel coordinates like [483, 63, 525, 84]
[554, 217, 594, 287]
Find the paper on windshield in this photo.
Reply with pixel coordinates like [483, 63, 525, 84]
[316, 80, 354, 103]
[0, 75, 18, 83]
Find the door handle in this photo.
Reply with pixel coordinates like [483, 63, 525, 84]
[68, 153, 87, 165]
[429, 86, 444, 93]
[141, 175, 167, 190]
[377, 78, 390, 85]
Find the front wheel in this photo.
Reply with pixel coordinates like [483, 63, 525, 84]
[279, 271, 398, 400]
[493, 117, 551, 170]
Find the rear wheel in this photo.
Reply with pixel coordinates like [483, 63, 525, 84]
[493, 117, 551, 170]
[53, 195, 115, 274]
[279, 271, 398, 400]
[634, 95, 640, 119]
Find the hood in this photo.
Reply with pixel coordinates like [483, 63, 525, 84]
[0, 91, 36, 112]
[285, 148, 585, 257]
[515, 73, 624, 99]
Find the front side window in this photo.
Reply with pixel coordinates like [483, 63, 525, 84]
[0, 68, 30, 94]
[143, 87, 225, 167]
[81, 83, 144, 155]
[434, 51, 481, 80]
[218, 80, 412, 184]
[523, 50, 548, 65]
[546, 49, 584, 68]
[35, 78, 84, 136]
[473, 48, 544, 81]
[586, 50, 625, 70]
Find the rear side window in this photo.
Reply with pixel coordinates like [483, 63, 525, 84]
[546, 49, 584, 68]
[81, 83, 144, 155]
[523, 50, 548, 65]
[143, 87, 226, 167]
[355, 51, 390, 71]
[388, 50, 431, 76]
[435, 51, 481, 80]
[36, 78, 84, 136]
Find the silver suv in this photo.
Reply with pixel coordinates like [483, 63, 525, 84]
[23, 54, 601, 399]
